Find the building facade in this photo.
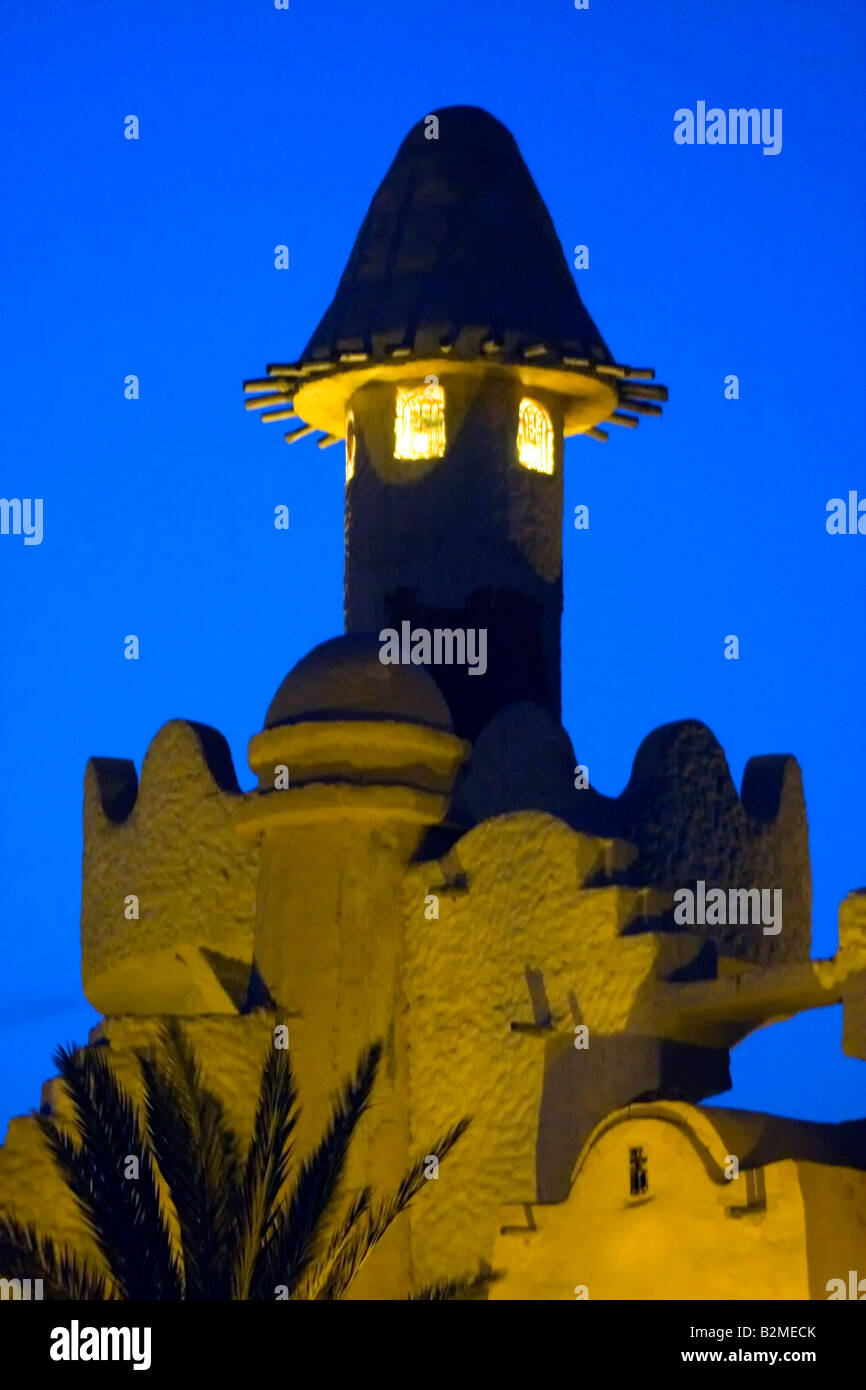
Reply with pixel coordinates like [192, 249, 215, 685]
[1, 107, 865, 1299]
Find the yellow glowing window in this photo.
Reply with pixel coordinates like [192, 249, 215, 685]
[517, 398, 554, 474]
[345, 412, 356, 483]
[394, 383, 445, 460]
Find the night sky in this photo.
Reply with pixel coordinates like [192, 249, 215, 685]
[1, 0, 864, 1136]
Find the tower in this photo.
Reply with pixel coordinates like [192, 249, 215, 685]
[2, 106, 866, 1307]
[245, 107, 667, 740]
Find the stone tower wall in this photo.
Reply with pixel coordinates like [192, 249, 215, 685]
[344, 372, 564, 739]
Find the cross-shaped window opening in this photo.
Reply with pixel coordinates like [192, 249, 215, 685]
[629, 1146, 648, 1196]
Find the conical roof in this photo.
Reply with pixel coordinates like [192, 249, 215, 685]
[302, 105, 611, 365]
[244, 107, 667, 443]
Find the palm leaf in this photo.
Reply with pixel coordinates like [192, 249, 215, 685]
[252, 1042, 381, 1300]
[0, 1213, 113, 1299]
[231, 1035, 299, 1300]
[2, 1029, 477, 1301]
[139, 1020, 241, 1299]
[314, 1117, 470, 1301]
[37, 1042, 181, 1300]
[298, 1184, 371, 1299]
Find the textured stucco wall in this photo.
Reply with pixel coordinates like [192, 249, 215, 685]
[841, 891, 866, 1058]
[620, 722, 812, 966]
[491, 1107, 814, 1300]
[82, 720, 258, 1016]
[401, 812, 676, 1287]
[249, 812, 430, 1297]
[800, 1158, 866, 1298]
[1, 683, 860, 1301]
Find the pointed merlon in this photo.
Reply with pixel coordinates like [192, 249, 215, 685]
[245, 108, 668, 444]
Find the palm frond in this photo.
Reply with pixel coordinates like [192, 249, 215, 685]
[297, 1184, 371, 1300]
[139, 1020, 241, 1299]
[314, 1117, 470, 1301]
[38, 1042, 181, 1300]
[409, 1263, 498, 1300]
[0, 1213, 113, 1300]
[231, 1035, 299, 1300]
[253, 1042, 381, 1300]
[3, 1028, 477, 1301]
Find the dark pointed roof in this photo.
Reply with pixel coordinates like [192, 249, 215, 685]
[244, 107, 667, 443]
[302, 105, 611, 365]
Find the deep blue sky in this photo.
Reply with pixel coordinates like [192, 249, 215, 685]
[1, 0, 864, 1137]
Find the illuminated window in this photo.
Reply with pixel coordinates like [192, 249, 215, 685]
[517, 397, 554, 474]
[394, 383, 445, 460]
[345, 412, 356, 483]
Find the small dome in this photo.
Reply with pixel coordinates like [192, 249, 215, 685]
[264, 634, 453, 732]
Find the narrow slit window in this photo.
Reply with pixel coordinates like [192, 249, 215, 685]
[629, 1146, 648, 1197]
[394, 383, 445, 460]
[517, 397, 554, 474]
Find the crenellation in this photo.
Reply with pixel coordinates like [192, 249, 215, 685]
[2, 104, 864, 1303]
[81, 719, 258, 1018]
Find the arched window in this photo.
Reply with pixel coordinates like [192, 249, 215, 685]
[345, 411, 356, 483]
[394, 382, 446, 460]
[517, 397, 554, 474]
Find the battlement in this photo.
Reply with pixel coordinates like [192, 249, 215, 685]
[620, 720, 812, 966]
[454, 707, 811, 966]
[81, 719, 258, 1016]
[78, 698, 812, 1021]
